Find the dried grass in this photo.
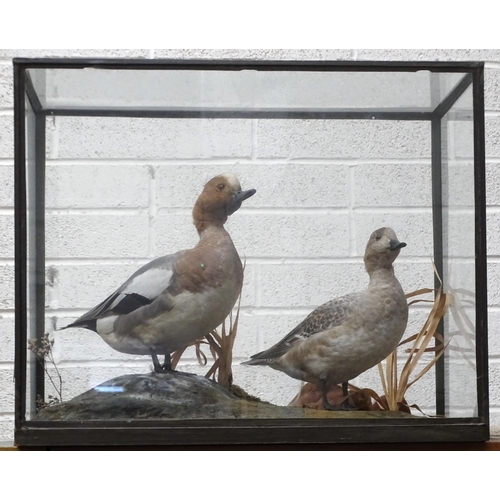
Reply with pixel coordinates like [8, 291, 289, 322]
[27, 332, 63, 408]
[351, 278, 451, 414]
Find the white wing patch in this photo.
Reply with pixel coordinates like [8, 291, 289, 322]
[122, 268, 173, 300]
[110, 293, 127, 309]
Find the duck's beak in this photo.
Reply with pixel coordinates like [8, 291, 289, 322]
[237, 188, 257, 202]
[227, 188, 256, 214]
[389, 239, 407, 251]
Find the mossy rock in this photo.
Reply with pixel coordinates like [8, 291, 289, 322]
[35, 371, 414, 421]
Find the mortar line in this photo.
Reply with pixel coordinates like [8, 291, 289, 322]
[45, 208, 147, 215]
[348, 163, 356, 256]
[148, 165, 157, 257]
[44, 157, 434, 166]
[1, 205, 442, 215]
[252, 119, 258, 161]
[44, 303, 437, 317]
[255, 263, 263, 350]
[40, 255, 457, 265]
[48, 115, 58, 159]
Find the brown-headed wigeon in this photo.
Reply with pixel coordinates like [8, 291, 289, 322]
[64, 173, 256, 373]
[243, 227, 408, 411]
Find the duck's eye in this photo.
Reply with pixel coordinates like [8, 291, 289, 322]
[216, 183, 225, 191]
[375, 234, 382, 241]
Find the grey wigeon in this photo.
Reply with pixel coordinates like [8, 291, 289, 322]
[243, 227, 408, 410]
[64, 173, 256, 373]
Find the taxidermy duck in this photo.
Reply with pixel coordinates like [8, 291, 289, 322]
[64, 173, 256, 373]
[243, 227, 408, 410]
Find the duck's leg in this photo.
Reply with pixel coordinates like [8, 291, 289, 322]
[162, 354, 172, 371]
[150, 348, 163, 373]
[320, 380, 339, 411]
[342, 381, 349, 398]
[150, 348, 173, 373]
[339, 381, 358, 411]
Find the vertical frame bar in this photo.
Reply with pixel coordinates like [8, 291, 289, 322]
[472, 64, 489, 427]
[33, 115, 46, 410]
[22, 68, 47, 414]
[431, 116, 446, 416]
[13, 62, 27, 430]
[430, 72, 475, 419]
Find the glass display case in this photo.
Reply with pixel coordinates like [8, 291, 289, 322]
[14, 58, 488, 447]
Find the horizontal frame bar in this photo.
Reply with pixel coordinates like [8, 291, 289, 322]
[13, 58, 485, 73]
[43, 107, 434, 120]
[15, 418, 489, 447]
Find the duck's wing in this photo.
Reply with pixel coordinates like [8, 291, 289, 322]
[246, 294, 358, 363]
[63, 252, 184, 333]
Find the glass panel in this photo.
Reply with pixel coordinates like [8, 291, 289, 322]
[19, 65, 480, 425]
[27, 68, 465, 112]
[25, 92, 38, 419]
[37, 115, 436, 416]
[442, 87, 477, 418]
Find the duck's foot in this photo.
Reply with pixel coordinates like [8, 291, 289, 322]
[325, 400, 360, 411]
[150, 349, 173, 373]
[320, 381, 359, 411]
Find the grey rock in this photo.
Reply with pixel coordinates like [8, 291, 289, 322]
[34, 371, 412, 420]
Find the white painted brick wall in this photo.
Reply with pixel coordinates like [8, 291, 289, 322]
[0, 317, 14, 361]
[46, 213, 151, 258]
[46, 164, 151, 208]
[0, 115, 13, 157]
[255, 120, 431, 159]
[0, 264, 14, 309]
[1, 49, 499, 444]
[54, 117, 254, 159]
[0, 165, 13, 206]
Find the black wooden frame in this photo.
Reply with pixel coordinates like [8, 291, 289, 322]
[13, 58, 489, 447]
